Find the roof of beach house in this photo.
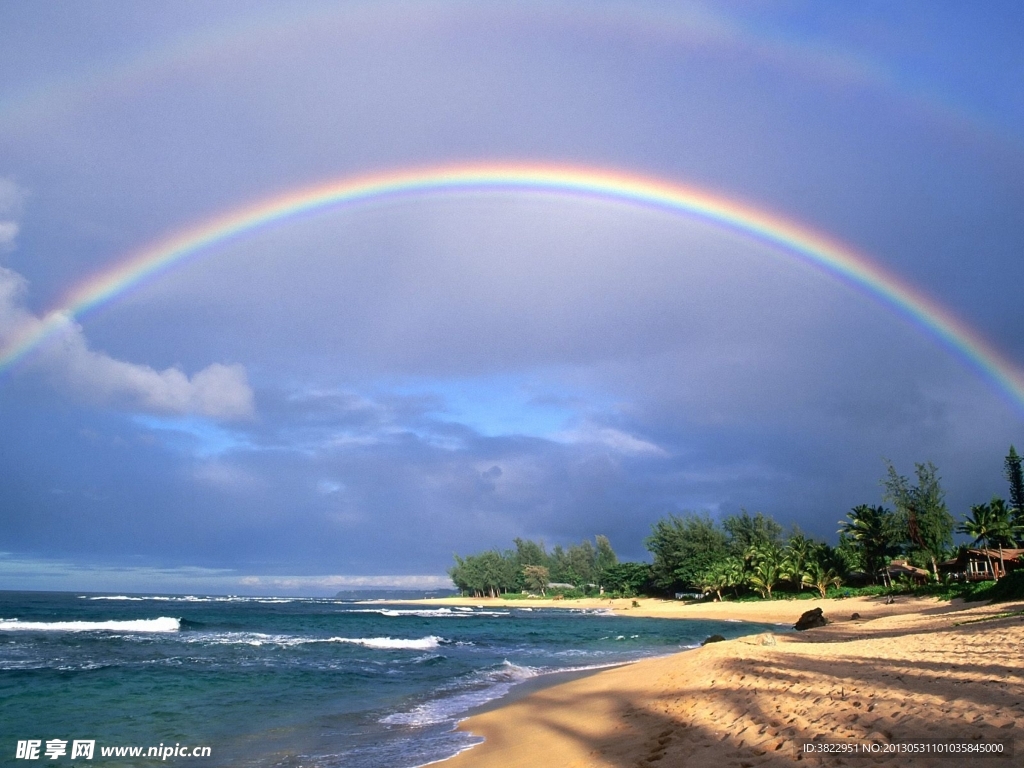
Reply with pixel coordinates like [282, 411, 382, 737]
[940, 548, 1024, 567]
[887, 560, 931, 578]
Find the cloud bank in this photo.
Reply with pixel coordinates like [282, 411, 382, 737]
[0, 267, 254, 420]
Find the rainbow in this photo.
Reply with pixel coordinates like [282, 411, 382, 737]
[2, 3, 1014, 155]
[3, 162, 1023, 411]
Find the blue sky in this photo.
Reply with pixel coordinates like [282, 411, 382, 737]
[1, 1, 1023, 594]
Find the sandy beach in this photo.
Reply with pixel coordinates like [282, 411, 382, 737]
[433, 596, 1024, 767]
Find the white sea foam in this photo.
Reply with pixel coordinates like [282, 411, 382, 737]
[554, 648, 611, 658]
[382, 659, 630, 728]
[86, 595, 145, 601]
[81, 595, 213, 602]
[0, 617, 181, 632]
[356, 608, 509, 618]
[381, 661, 541, 726]
[379, 608, 453, 618]
[325, 636, 445, 650]
[181, 632, 448, 650]
[87, 595, 324, 604]
[200, 634, 449, 651]
[181, 632, 300, 647]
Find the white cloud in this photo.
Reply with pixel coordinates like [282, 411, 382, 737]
[193, 461, 263, 489]
[237, 574, 453, 591]
[554, 423, 667, 456]
[0, 184, 252, 420]
[316, 479, 344, 494]
[0, 221, 18, 249]
[57, 335, 255, 418]
[0, 266, 29, 326]
[0, 177, 24, 212]
[0, 267, 254, 420]
[0, 176, 26, 251]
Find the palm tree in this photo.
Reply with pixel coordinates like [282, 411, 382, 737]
[746, 543, 784, 599]
[958, 502, 998, 579]
[839, 505, 900, 585]
[985, 498, 1018, 578]
[721, 555, 747, 599]
[784, 534, 812, 591]
[802, 561, 843, 599]
[694, 563, 729, 602]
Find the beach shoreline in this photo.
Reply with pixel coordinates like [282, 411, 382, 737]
[429, 595, 1023, 767]
[377, 593, 955, 624]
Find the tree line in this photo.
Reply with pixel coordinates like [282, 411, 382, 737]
[450, 448, 1024, 600]
[449, 536, 619, 597]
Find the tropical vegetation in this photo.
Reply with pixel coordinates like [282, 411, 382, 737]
[450, 447, 1024, 600]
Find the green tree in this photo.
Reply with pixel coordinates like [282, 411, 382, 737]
[645, 513, 728, 592]
[985, 498, 1019, 576]
[477, 550, 509, 597]
[448, 555, 472, 595]
[549, 545, 571, 584]
[694, 562, 729, 602]
[834, 531, 863, 576]
[958, 502, 999, 579]
[567, 540, 597, 586]
[723, 510, 783, 555]
[883, 460, 954, 581]
[595, 535, 618, 574]
[1005, 446, 1024, 531]
[783, 532, 813, 590]
[522, 565, 550, 595]
[802, 560, 843, 599]
[987, 498, 1020, 544]
[745, 542, 785, 599]
[838, 504, 901, 584]
[721, 555, 748, 599]
[546, 539, 604, 587]
[699, 556, 751, 602]
[599, 562, 652, 597]
[513, 538, 548, 567]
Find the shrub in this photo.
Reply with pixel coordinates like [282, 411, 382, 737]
[973, 571, 1024, 603]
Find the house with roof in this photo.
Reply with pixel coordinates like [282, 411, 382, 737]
[939, 548, 1024, 581]
[886, 559, 931, 585]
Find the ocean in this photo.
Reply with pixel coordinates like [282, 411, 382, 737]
[0, 591, 779, 767]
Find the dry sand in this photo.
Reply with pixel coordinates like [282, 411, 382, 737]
[435, 596, 1024, 767]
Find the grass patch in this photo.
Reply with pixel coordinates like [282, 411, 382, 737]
[683, 579, 1011, 605]
[953, 609, 1024, 626]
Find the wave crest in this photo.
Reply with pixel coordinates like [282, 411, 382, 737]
[324, 635, 445, 650]
[0, 617, 181, 633]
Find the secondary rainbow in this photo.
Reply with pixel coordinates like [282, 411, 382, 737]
[3, 162, 1023, 411]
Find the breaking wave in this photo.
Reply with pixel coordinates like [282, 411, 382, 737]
[380, 660, 541, 726]
[0, 617, 181, 632]
[179, 632, 447, 650]
[325, 635, 445, 650]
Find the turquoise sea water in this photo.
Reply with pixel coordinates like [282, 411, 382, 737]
[0, 591, 779, 766]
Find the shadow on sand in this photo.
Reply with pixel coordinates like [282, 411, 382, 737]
[459, 608, 1023, 767]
